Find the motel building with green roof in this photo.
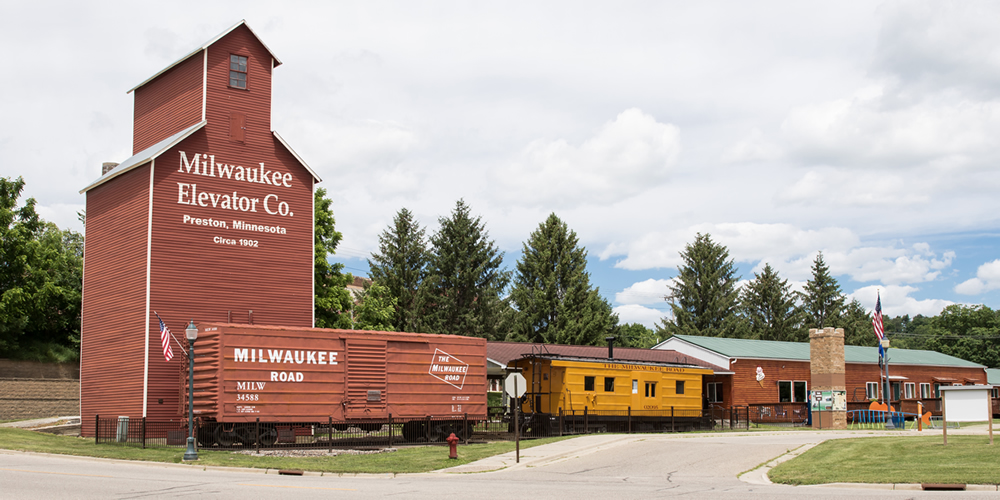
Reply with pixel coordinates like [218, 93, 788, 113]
[654, 335, 991, 416]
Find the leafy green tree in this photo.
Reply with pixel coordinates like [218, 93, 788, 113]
[656, 233, 743, 338]
[352, 282, 398, 331]
[618, 323, 660, 348]
[313, 188, 353, 329]
[740, 263, 805, 342]
[0, 177, 82, 360]
[367, 208, 429, 332]
[920, 305, 1000, 368]
[798, 252, 844, 329]
[839, 298, 876, 346]
[507, 213, 618, 345]
[423, 200, 511, 339]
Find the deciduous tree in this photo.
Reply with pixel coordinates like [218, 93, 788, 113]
[0, 177, 82, 360]
[313, 188, 353, 329]
[352, 282, 398, 331]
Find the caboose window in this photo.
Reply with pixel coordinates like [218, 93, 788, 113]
[675, 380, 685, 394]
[584, 376, 595, 391]
[230, 54, 248, 89]
[645, 382, 656, 397]
[604, 377, 615, 392]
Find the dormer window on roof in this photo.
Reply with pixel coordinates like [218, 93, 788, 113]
[230, 54, 248, 89]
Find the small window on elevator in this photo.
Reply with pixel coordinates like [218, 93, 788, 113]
[230, 54, 248, 89]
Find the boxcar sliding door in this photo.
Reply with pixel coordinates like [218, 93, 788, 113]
[345, 339, 388, 419]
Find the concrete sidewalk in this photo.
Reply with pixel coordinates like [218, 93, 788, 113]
[432, 433, 647, 474]
[435, 424, 997, 476]
[1, 416, 81, 435]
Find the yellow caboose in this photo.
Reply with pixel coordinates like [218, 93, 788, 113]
[509, 354, 712, 433]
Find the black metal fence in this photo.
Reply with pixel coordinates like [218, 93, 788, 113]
[95, 404, 809, 450]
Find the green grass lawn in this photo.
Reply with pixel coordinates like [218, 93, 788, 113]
[0, 428, 571, 474]
[770, 434, 1000, 485]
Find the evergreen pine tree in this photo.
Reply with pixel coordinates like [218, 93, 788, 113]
[799, 252, 844, 329]
[508, 213, 618, 345]
[367, 208, 429, 332]
[839, 298, 875, 346]
[740, 263, 805, 342]
[313, 188, 354, 329]
[423, 200, 511, 339]
[656, 233, 742, 338]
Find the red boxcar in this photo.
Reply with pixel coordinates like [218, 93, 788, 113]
[187, 323, 487, 444]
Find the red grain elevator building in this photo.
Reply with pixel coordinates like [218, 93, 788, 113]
[79, 21, 320, 433]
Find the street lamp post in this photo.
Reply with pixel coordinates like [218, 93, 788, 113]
[183, 320, 198, 461]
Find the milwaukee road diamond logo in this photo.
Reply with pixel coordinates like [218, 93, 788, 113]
[428, 348, 469, 389]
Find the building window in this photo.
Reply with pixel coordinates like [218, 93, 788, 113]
[993, 388, 999, 399]
[584, 376, 595, 391]
[676, 380, 685, 395]
[604, 377, 615, 392]
[645, 382, 657, 398]
[904, 383, 915, 399]
[866, 382, 879, 400]
[933, 383, 941, 398]
[778, 380, 807, 402]
[707, 382, 723, 403]
[920, 383, 931, 399]
[632, 379, 638, 394]
[230, 54, 248, 89]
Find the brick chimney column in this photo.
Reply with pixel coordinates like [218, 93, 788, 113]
[810, 327, 847, 429]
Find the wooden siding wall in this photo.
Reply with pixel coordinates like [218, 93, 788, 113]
[729, 360, 812, 406]
[85, 25, 314, 425]
[142, 27, 311, 421]
[205, 25, 273, 138]
[724, 359, 987, 407]
[844, 364, 986, 402]
[80, 164, 151, 436]
[133, 54, 203, 154]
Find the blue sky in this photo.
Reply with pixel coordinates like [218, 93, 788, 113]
[3, 1, 1000, 329]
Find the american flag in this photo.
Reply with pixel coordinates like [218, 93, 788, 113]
[873, 292, 884, 342]
[156, 313, 174, 362]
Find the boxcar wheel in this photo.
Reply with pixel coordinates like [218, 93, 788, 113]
[197, 425, 216, 447]
[258, 425, 278, 446]
[215, 426, 238, 447]
[402, 421, 425, 442]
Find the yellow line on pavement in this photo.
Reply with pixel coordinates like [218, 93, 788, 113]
[239, 483, 357, 491]
[0, 468, 113, 478]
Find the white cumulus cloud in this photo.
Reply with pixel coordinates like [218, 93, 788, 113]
[613, 304, 666, 330]
[954, 259, 1000, 295]
[615, 278, 674, 305]
[849, 284, 954, 317]
[492, 108, 680, 208]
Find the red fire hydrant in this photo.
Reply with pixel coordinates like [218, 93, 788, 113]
[446, 432, 459, 459]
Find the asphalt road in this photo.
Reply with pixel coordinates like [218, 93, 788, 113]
[2, 431, 997, 499]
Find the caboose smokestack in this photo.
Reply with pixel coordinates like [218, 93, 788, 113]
[605, 336, 616, 359]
